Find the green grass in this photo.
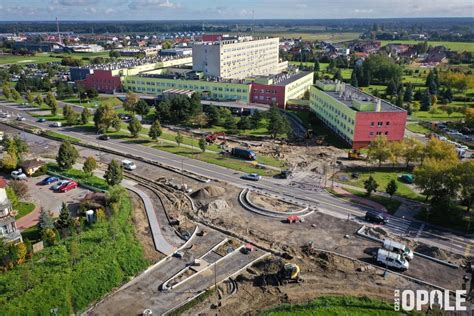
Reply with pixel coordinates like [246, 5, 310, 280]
[15, 202, 36, 219]
[338, 169, 424, 202]
[345, 188, 402, 214]
[48, 164, 109, 191]
[43, 131, 82, 143]
[405, 122, 431, 134]
[260, 295, 405, 316]
[1, 193, 148, 314]
[0, 52, 112, 65]
[237, 31, 360, 42]
[62, 96, 123, 109]
[380, 40, 474, 53]
[411, 110, 465, 121]
[151, 143, 280, 176]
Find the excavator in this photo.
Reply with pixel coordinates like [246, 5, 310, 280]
[205, 131, 226, 144]
[277, 262, 302, 285]
[347, 149, 362, 160]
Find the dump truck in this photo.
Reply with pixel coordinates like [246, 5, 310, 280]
[231, 147, 257, 160]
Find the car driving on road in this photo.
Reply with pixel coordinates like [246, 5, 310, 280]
[241, 173, 262, 181]
[122, 160, 137, 171]
[98, 134, 110, 140]
[365, 211, 389, 225]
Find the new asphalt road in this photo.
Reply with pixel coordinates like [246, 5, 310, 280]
[1, 101, 473, 257]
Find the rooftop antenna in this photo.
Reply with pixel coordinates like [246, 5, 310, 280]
[56, 17, 62, 45]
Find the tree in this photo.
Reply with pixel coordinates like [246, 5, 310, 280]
[205, 105, 220, 126]
[420, 90, 432, 111]
[314, 59, 320, 72]
[385, 179, 398, 199]
[466, 108, 474, 128]
[83, 156, 97, 176]
[38, 208, 54, 232]
[149, 119, 162, 141]
[267, 108, 290, 139]
[127, 116, 142, 138]
[403, 83, 413, 103]
[250, 110, 263, 129]
[123, 91, 140, 113]
[414, 158, 459, 202]
[425, 138, 458, 162]
[104, 160, 123, 186]
[35, 94, 44, 106]
[2, 84, 11, 99]
[367, 136, 391, 167]
[401, 137, 424, 167]
[42, 228, 58, 246]
[364, 176, 379, 197]
[11, 89, 21, 101]
[237, 116, 252, 130]
[350, 70, 358, 88]
[9, 180, 28, 200]
[94, 104, 117, 133]
[56, 141, 79, 170]
[175, 131, 183, 147]
[1, 152, 18, 170]
[333, 69, 343, 81]
[45, 91, 58, 115]
[56, 202, 71, 230]
[80, 107, 91, 125]
[136, 99, 150, 116]
[456, 160, 474, 212]
[198, 137, 206, 153]
[26, 91, 34, 104]
[386, 80, 397, 96]
[63, 105, 78, 125]
[224, 116, 237, 131]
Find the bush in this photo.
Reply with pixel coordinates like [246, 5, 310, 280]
[31, 165, 48, 177]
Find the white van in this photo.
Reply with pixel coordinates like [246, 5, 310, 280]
[375, 249, 409, 271]
[122, 160, 137, 171]
[382, 239, 414, 260]
[49, 122, 62, 127]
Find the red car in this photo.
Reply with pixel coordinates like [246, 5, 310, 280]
[58, 181, 78, 192]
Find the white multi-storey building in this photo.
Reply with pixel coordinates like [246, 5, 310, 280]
[0, 178, 22, 244]
[192, 36, 285, 79]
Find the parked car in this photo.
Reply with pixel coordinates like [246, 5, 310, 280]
[98, 134, 110, 140]
[51, 180, 70, 191]
[276, 170, 292, 179]
[58, 181, 78, 192]
[375, 248, 409, 271]
[11, 170, 27, 180]
[37, 118, 46, 123]
[122, 160, 137, 171]
[49, 122, 62, 127]
[398, 174, 414, 184]
[40, 176, 59, 185]
[365, 211, 389, 225]
[241, 173, 262, 181]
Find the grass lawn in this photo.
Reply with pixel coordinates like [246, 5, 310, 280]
[0, 52, 112, 65]
[345, 188, 402, 214]
[243, 32, 360, 42]
[62, 96, 122, 109]
[337, 169, 424, 202]
[405, 122, 431, 134]
[2, 193, 148, 314]
[15, 202, 36, 219]
[411, 110, 465, 121]
[151, 143, 280, 176]
[48, 164, 109, 191]
[380, 40, 474, 53]
[261, 295, 402, 316]
[43, 130, 82, 143]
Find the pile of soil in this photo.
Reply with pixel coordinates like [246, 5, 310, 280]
[366, 226, 389, 240]
[415, 245, 449, 261]
[191, 185, 226, 200]
[198, 199, 230, 219]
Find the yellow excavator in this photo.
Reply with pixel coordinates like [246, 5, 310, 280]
[277, 263, 302, 285]
[348, 149, 362, 160]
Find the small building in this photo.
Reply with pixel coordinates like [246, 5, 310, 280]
[19, 159, 45, 176]
[0, 177, 22, 244]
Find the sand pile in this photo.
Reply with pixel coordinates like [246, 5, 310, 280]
[191, 185, 226, 200]
[198, 199, 230, 219]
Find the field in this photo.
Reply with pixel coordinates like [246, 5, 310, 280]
[405, 122, 431, 134]
[0, 52, 111, 65]
[261, 296, 401, 316]
[227, 31, 360, 42]
[379, 40, 474, 53]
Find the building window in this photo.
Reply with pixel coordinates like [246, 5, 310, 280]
[386, 121, 390, 126]
[370, 122, 374, 127]
[385, 131, 389, 135]
[378, 122, 383, 127]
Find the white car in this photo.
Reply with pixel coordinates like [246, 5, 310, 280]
[122, 160, 137, 171]
[16, 116, 25, 121]
[51, 180, 70, 191]
[241, 173, 262, 181]
[49, 122, 62, 127]
[11, 170, 27, 180]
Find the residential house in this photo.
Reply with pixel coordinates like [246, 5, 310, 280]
[0, 178, 22, 244]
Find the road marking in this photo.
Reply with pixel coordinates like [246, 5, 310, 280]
[415, 223, 425, 238]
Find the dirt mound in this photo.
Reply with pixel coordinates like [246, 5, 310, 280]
[191, 185, 226, 199]
[198, 199, 230, 219]
[415, 245, 449, 261]
[366, 227, 388, 240]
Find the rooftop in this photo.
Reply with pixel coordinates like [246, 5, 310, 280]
[273, 71, 312, 86]
[316, 80, 405, 113]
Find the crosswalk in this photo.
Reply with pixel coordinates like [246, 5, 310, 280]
[385, 215, 423, 237]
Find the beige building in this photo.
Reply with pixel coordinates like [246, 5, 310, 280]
[192, 37, 284, 79]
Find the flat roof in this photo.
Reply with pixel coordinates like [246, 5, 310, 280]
[316, 80, 405, 113]
[274, 71, 311, 86]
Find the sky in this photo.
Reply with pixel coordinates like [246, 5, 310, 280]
[0, 0, 473, 21]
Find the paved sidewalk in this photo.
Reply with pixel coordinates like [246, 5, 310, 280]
[332, 186, 388, 212]
[16, 207, 41, 230]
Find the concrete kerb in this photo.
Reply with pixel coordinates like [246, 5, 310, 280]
[245, 190, 310, 215]
[161, 237, 229, 291]
[169, 244, 244, 290]
[356, 226, 460, 269]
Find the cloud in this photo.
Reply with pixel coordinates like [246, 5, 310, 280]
[51, 0, 97, 6]
[128, 0, 180, 10]
[354, 8, 374, 14]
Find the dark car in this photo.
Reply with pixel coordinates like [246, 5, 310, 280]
[365, 211, 389, 225]
[276, 170, 292, 179]
[41, 176, 59, 185]
[37, 118, 46, 123]
[98, 134, 110, 140]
